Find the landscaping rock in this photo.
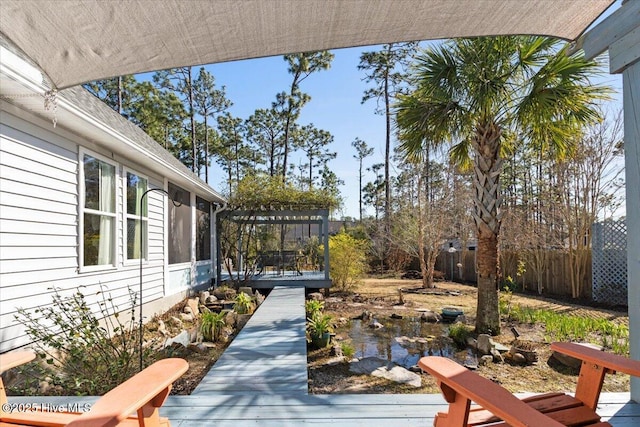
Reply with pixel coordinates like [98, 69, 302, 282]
[369, 320, 384, 329]
[180, 312, 194, 322]
[360, 310, 373, 321]
[477, 334, 493, 355]
[186, 297, 200, 316]
[466, 337, 478, 350]
[454, 314, 467, 323]
[184, 306, 193, 315]
[165, 330, 190, 348]
[169, 316, 183, 327]
[307, 292, 324, 301]
[157, 320, 169, 336]
[493, 342, 510, 353]
[213, 286, 236, 300]
[391, 313, 403, 319]
[479, 355, 494, 366]
[39, 380, 51, 394]
[490, 348, 504, 363]
[238, 287, 253, 296]
[254, 291, 265, 305]
[331, 344, 343, 357]
[199, 291, 210, 305]
[512, 352, 527, 365]
[349, 357, 421, 388]
[205, 295, 218, 304]
[420, 310, 440, 323]
[552, 342, 603, 369]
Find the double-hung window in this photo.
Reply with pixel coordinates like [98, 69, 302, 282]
[125, 171, 148, 261]
[82, 153, 116, 268]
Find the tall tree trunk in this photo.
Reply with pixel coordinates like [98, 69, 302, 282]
[383, 67, 391, 268]
[204, 116, 209, 184]
[117, 76, 123, 115]
[187, 68, 196, 173]
[358, 157, 363, 221]
[472, 122, 502, 335]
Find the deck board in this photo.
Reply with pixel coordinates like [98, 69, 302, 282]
[192, 285, 308, 396]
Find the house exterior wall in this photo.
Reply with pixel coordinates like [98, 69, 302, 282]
[0, 104, 217, 353]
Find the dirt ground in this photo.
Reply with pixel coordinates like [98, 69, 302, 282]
[307, 278, 630, 395]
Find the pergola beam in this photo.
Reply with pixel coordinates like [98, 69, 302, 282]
[233, 219, 324, 225]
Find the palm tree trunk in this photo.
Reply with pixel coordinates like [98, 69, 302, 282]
[472, 123, 503, 335]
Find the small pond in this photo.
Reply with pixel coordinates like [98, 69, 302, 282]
[340, 317, 476, 369]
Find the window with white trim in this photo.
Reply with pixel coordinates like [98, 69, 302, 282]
[82, 153, 116, 267]
[125, 170, 148, 261]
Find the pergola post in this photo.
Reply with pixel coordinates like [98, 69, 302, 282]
[322, 210, 330, 281]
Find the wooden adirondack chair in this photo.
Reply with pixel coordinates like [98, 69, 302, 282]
[0, 351, 188, 427]
[419, 342, 640, 427]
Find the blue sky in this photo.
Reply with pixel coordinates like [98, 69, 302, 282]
[205, 46, 390, 219]
[202, 42, 623, 219]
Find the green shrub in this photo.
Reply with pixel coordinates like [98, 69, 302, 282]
[324, 232, 368, 292]
[305, 300, 325, 317]
[234, 292, 254, 314]
[200, 310, 226, 342]
[14, 286, 153, 396]
[448, 322, 473, 347]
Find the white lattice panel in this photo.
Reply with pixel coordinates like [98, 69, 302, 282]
[592, 219, 627, 306]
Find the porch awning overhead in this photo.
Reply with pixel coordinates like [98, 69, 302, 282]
[0, 0, 614, 90]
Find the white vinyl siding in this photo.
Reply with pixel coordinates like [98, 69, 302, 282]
[0, 113, 167, 352]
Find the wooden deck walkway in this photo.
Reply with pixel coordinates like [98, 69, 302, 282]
[7, 284, 640, 425]
[192, 285, 308, 395]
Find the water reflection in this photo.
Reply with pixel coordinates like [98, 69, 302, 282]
[342, 317, 476, 368]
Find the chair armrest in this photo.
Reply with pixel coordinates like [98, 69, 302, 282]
[66, 358, 188, 427]
[0, 352, 35, 374]
[551, 342, 640, 377]
[419, 356, 565, 427]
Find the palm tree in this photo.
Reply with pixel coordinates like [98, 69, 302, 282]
[396, 36, 609, 335]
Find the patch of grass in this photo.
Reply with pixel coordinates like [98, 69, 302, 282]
[502, 303, 629, 355]
[341, 342, 355, 359]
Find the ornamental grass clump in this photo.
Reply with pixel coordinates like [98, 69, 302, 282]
[200, 310, 226, 342]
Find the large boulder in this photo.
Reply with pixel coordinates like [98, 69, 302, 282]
[349, 357, 421, 388]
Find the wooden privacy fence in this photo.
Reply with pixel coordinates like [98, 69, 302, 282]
[435, 249, 593, 300]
